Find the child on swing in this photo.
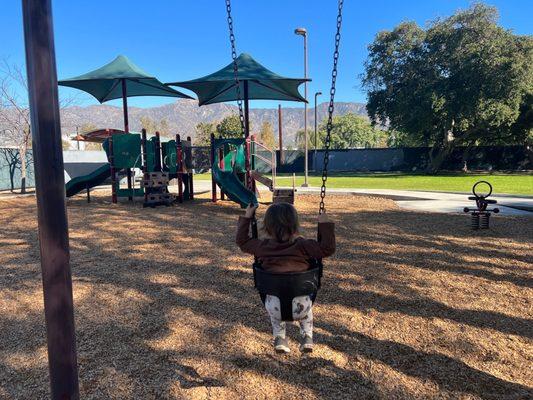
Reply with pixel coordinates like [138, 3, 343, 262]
[236, 202, 335, 353]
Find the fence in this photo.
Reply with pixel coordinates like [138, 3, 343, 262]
[312, 146, 531, 172]
[193, 145, 531, 173]
[0, 148, 35, 191]
[1, 145, 530, 192]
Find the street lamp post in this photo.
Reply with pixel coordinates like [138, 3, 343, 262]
[294, 27, 308, 187]
[314, 91, 322, 170]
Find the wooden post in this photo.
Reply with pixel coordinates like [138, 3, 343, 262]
[278, 104, 283, 165]
[22, 1, 79, 398]
[210, 133, 216, 202]
[86, 185, 91, 203]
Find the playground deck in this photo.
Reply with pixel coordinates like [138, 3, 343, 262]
[0, 192, 531, 399]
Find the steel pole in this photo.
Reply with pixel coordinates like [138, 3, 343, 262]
[314, 91, 321, 171]
[303, 33, 309, 187]
[278, 104, 283, 165]
[121, 79, 129, 133]
[122, 80, 133, 201]
[22, 0, 79, 398]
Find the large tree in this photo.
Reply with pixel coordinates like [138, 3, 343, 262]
[194, 122, 216, 146]
[139, 116, 171, 137]
[363, 3, 533, 171]
[296, 113, 387, 150]
[216, 114, 247, 138]
[258, 121, 276, 149]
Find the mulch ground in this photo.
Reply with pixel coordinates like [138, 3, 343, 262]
[0, 191, 532, 400]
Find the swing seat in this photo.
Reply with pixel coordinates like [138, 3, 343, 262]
[253, 261, 323, 322]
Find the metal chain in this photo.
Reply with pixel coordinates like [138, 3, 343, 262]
[319, 0, 344, 214]
[225, 0, 246, 137]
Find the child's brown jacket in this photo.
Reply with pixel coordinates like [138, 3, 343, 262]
[236, 216, 335, 273]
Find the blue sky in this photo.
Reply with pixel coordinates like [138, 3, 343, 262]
[1, 0, 531, 109]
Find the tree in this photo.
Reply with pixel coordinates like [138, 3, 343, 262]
[0, 147, 21, 192]
[296, 113, 386, 150]
[295, 128, 323, 151]
[216, 114, 246, 138]
[0, 62, 32, 193]
[77, 123, 102, 150]
[0, 60, 76, 192]
[139, 116, 172, 137]
[363, 3, 533, 171]
[194, 122, 216, 146]
[258, 121, 276, 149]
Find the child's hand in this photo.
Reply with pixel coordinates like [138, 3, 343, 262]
[318, 212, 330, 223]
[245, 204, 258, 218]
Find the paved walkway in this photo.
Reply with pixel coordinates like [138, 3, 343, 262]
[194, 180, 533, 216]
[3, 182, 531, 216]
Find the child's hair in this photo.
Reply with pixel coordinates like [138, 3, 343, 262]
[262, 203, 300, 242]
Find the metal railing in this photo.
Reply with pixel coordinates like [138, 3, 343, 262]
[250, 137, 276, 190]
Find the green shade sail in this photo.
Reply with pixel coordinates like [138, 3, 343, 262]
[167, 53, 309, 105]
[59, 55, 192, 103]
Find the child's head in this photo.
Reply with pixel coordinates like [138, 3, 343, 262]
[263, 202, 300, 242]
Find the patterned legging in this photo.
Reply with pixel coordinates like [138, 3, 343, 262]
[264, 295, 313, 339]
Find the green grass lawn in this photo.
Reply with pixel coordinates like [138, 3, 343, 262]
[195, 172, 533, 195]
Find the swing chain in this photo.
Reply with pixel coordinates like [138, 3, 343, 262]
[225, 0, 246, 137]
[319, 0, 344, 214]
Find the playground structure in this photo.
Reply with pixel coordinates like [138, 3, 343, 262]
[210, 134, 295, 208]
[66, 129, 193, 207]
[464, 180, 499, 229]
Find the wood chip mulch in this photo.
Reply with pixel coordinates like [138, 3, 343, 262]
[0, 191, 532, 399]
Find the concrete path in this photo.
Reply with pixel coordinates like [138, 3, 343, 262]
[195, 180, 533, 216]
[4, 181, 531, 216]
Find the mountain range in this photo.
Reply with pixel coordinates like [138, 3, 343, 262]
[59, 99, 367, 145]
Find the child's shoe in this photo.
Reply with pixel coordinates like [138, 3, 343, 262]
[274, 336, 290, 354]
[299, 335, 313, 353]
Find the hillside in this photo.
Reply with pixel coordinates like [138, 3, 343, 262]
[59, 99, 367, 145]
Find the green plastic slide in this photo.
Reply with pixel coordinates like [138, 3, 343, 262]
[65, 164, 111, 197]
[213, 148, 257, 208]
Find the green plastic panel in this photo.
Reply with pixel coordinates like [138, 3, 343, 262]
[162, 140, 177, 174]
[116, 187, 144, 198]
[112, 134, 141, 169]
[146, 137, 156, 172]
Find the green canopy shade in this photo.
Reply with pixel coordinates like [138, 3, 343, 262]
[166, 53, 309, 106]
[59, 55, 192, 103]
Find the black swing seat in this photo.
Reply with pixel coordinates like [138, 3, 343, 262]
[253, 260, 323, 322]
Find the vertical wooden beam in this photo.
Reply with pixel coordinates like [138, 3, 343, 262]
[21, 1, 79, 399]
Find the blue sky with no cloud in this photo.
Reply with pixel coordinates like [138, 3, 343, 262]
[1, 0, 531, 109]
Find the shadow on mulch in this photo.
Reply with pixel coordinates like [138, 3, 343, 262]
[0, 192, 531, 399]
